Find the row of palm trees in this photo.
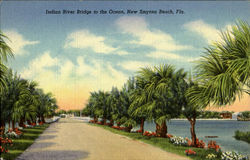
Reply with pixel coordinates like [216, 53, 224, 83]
[83, 65, 198, 143]
[83, 20, 249, 147]
[0, 31, 58, 134]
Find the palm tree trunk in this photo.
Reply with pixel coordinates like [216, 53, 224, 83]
[109, 119, 114, 126]
[140, 118, 144, 135]
[19, 117, 25, 127]
[0, 120, 5, 135]
[27, 120, 31, 125]
[94, 116, 98, 123]
[125, 125, 132, 132]
[117, 122, 121, 127]
[38, 116, 41, 123]
[155, 121, 167, 137]
[8, 120, 11, 129]
[12, 120, 15, 129]
[188, 118, 197, 147]
[41, 115, 45, 123]
[101, 118, 106, 125]
[32, 118, 36, 124]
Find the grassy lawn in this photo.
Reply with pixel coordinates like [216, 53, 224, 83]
[89, 123, 221, 160]
[1, 124, 49, 160]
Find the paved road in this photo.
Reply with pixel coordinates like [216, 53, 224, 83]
[17, 118, 189, 160]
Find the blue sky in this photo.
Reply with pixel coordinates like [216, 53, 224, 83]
[1, 1, 249, 110]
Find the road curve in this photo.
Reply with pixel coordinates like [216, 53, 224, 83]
[16, 118, 189, 160]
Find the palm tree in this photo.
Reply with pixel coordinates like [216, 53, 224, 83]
[184, 76, 205, 147]
[0, 31, 13, 138]
[129, 77, 149, 134]
[193, 20, 249, 106]
[36, 90, 57, 123]
[0, 31, 13, 92]
[0, 70, 38, 128]
[118, 81, 137, 132]
[86, 91, 99, 122]
[185, 20, 249, 147]
[108, 87, 122, 126]
[135, 65, 185, 137]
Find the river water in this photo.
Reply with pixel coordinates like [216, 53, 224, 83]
[136, 120, 250, 155]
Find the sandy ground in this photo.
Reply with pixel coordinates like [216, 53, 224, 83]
[16, 118, 189, 160]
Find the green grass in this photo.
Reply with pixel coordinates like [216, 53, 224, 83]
[89, 123, 221, 160]
[234, 130, 250, 143]
[1, 124, 49, 160]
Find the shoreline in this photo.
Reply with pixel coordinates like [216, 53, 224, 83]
[75, 116, 238, 121]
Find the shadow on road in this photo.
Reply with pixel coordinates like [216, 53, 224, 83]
[16, 150, 89, 160]
[45, 129, 58, 133]
[29, 142, 56, 149]
[37, 135, 57, 141]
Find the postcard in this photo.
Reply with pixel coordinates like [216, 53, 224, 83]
[0, 1, 249, 160]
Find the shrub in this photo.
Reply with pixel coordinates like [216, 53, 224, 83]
[234, 130, 250, 143]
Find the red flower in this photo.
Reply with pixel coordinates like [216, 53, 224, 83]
[185, 149, 196, 155]
[207, 141, 220, 151]
[136, 129, 142, 133]
[167, 134, 173, 138]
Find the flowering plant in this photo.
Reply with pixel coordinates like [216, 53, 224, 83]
[143, 131, 157, 137]
[221, 151, 249, 160]
[89, 120, 95, 123]
[136, 129, 142, 133]
[111, 126, 125, 130]
[185, 149, 196, 156]
[25, 124, 34, 128]
[166, 133, 173, 138]
[206, 153, 217, 159]
[5, 128, 23, 138]
[170, 136, 187, 146]
[196, 138, 206, 148]
[104, 123, 112, 126]
[0, 137, 13, 154]
[208, 141, 220, 152]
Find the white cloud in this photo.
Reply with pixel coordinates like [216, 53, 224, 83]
[147, 51, 182, 59]
[4, 30, 39, 55]
[118, 60, 153, 71]
[76, 56, 93, 76]
[116, 50, 130, 55]
[21, 52, 128, 93]
[60, 60, 75, 80]
[116, 16, 193, 52]
[183, 20, 222, 43]
[147, 51, 199, 63]
[22, 51, 58, 78]
[64, 29, 116, 54]
[75, 57, 128, 91]
[116, 16, 148, 35]
[186, 57, 200, 62]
